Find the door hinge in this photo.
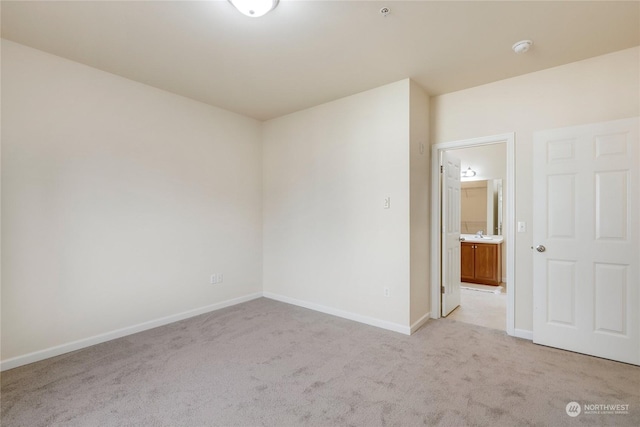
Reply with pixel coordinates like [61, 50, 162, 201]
[441, 285, 445, 294]
[440, 165, 444, 173]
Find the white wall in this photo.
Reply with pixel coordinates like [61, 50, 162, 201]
[431, 47, 640, 331]
[1, 40, 263, 362]
[409, 81, 430, 325]
[262, 79, 416, 329]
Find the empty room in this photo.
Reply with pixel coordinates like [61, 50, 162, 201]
[1, 1, 639, 426]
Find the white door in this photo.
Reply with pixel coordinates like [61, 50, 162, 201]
[442, 152, 462, 316]
[533, 117, 639, 365]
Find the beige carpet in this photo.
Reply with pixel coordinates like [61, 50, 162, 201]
[2, 298, 639, 426]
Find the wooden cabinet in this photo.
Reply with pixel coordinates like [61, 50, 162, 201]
[461, 242, 502, 286]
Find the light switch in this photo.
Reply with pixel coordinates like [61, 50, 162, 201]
[384, 197, 391, 209]
[517, 221, 526, 232]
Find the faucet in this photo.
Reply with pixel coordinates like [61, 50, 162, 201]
[475, 230, 484, 238]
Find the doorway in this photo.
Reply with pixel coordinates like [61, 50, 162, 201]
[447, 144, 506, 330]
[430, 133, 516, 336]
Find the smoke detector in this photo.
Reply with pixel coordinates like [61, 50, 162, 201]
[380, 7, 390, 17]
[512, 40, 533, 54]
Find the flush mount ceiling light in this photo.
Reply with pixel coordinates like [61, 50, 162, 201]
[461, 167, 477, 178]
[512, 40, 533, 54]
[228, 0, 278, 17]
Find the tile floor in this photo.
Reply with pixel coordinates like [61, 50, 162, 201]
[446, 284, 506, 330]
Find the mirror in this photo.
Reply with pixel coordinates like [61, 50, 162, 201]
[461, 179, 503, 235]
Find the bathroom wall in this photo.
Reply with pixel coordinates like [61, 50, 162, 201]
[452, 143, 507, 279]
[460, 180, 488, 235]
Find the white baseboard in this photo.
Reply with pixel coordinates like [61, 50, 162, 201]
[263, 292, 412, 335]
[0, 292, 263, 372]
[410, 312, 431, 334]
[513, 328, 533, 340]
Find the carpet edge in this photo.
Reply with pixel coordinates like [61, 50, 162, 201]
[0, 292, 263, 371]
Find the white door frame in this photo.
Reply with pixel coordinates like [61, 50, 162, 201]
[430, 133, 516, 336]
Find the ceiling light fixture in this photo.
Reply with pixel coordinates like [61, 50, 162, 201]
[512, 40, 533, 54]
[228, 0, 279, 18]
[461, 167, 477, 178]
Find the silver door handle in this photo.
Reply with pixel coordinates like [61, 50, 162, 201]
[535, 245, 546, 253]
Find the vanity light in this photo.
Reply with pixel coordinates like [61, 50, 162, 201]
[461, 167, 477, 178]
[228, 0, 279, 17]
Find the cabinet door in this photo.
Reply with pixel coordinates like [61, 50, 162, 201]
[460, 242, 475, 282]
[474, 243, 498, 283]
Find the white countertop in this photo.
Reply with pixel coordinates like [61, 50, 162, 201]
[460, 234, 504, 244]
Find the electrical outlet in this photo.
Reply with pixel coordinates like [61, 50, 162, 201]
[384, 287, 390, 297]
[218, 273, 223, 283]
[384, 197, 391, 209]
[210, 273, 224, 284]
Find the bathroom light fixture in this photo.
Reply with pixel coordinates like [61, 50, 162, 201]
[461, 167, 476, 178]
[512, 40, 533, 54]
[228, 0, 278, 17]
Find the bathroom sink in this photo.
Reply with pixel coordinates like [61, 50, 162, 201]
[460, 234, 503, 243]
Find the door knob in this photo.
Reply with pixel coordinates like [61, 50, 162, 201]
[535, 245, 546, 253]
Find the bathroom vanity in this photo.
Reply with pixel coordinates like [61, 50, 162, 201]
[460, 235, 503, 286]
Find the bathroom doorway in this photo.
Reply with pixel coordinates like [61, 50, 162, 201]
[448, 143, 506, 330]
[430, 134, 515, 335]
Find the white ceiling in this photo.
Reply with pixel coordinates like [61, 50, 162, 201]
[2, 0, 639, 121]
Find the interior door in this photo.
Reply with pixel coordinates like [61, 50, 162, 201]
[533, 117, 639, 365]
[442, 151, 462, 316]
